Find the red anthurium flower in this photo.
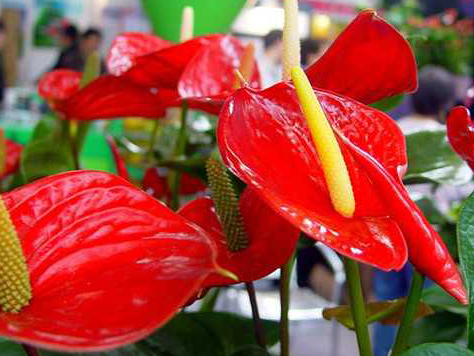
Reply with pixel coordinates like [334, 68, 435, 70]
[179, 187, 299, 288]
[0, 170, 219, 351]
[106, 32, 171, 76]
[142, 167, 207, 199]
[217, 11, 467, 303]
[447, 106, 474, 171]
[218, 82, 467, 303]
[2, 138, 22, 179]
[60, 34, 261, 120]
[58, 75, 170, 120]
[38, 69, 81, 109]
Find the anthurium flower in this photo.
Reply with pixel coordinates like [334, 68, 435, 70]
[1, 138, 22, 179]
[447, 106, 474, 170]
[60, 34, 261, 120]
[217, 11, 467, 303]
[179, 186, 299, 288]
[38, 69, 81, 109]
[142, 167, 206, 199]
[0, 170, 220, 351]
[106, 32, 171, 76]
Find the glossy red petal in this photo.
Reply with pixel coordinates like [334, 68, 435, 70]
[306, 10, 417, 104]
[217, 83, 408, 271]
[106, 136, 130, 180]
[2, 139, 22, 179]
[106, 32, 171, 76]
[178, 187, 299, 287]
[38, 69, 81, 101]
[340, 134, 466, 303]
[59, 75, 173, 120]
[447, 106, 474, 171]
[178, 35, 261, 99]
[123, 35, 221, 88]
[0, 170, 217, 351]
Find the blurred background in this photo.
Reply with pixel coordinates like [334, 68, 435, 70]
[2, 1, 474, 356]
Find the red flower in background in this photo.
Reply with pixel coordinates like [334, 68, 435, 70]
[106, 32, 171, 76]
[106, 136, 130, 181]
[179, 187, 299, 288]
[38, 69, 81, 109]
[2, 138, 22, 179]
[447, 106, 474, 170]
[142, 167, 206, 200]
[217, 10, 467, 303]
[60, 34, 261, 120]
[0, 170, 219, 351]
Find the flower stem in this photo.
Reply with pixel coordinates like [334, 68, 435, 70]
[280, 251, 296, 356]
[199, 287, 221, 312]
[22, 344, 39, 356]
[246, 282, 267, 349]
[147, 120, 161, 163]
[343, 257, 373, 356]
[391, 271, 425, 355]
[168, 102, 188, 210]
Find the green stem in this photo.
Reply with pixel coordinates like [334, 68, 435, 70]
[391, 271, 425, 355]
[168, 102, 189, 210]
[147, 120, 161, 163]
[246, 282, 267, 349]
[199, 287, 221, 312]
[343, 258, 373, 356]
[280, 251, 296, 356]
[61, 120, 80, 170]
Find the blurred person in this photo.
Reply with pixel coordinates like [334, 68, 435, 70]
[80, 28, 102, 57]
[398, 65, 456, 133]
[80, 28, 106, 73]
[259, 29, 283, 87]
[52, 24, 82, 71]
[300, 38, 322, 68]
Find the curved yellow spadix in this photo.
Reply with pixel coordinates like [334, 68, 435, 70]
[291, 67, 355, 218]
[0, 197, 31, 312]
[282, 0, 301, 80]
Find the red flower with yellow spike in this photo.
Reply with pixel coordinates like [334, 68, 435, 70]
[217, 10, 467, 303]
[0, 170, 224, 351]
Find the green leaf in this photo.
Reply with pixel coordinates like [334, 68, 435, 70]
[409, 312, 466, 346]
[230, 346, 270, 356]
[39, 343, 151, 356]
[458, 191, 474, 349]
[403, 130, 472, 185]
[370, 94, 404, 112]
[20, 133, 75, 183]
[401, 343, 474, 356]
[144, 311, 279, 356]
[422, 285, 466, 316]
[0, 338, 27, 355]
